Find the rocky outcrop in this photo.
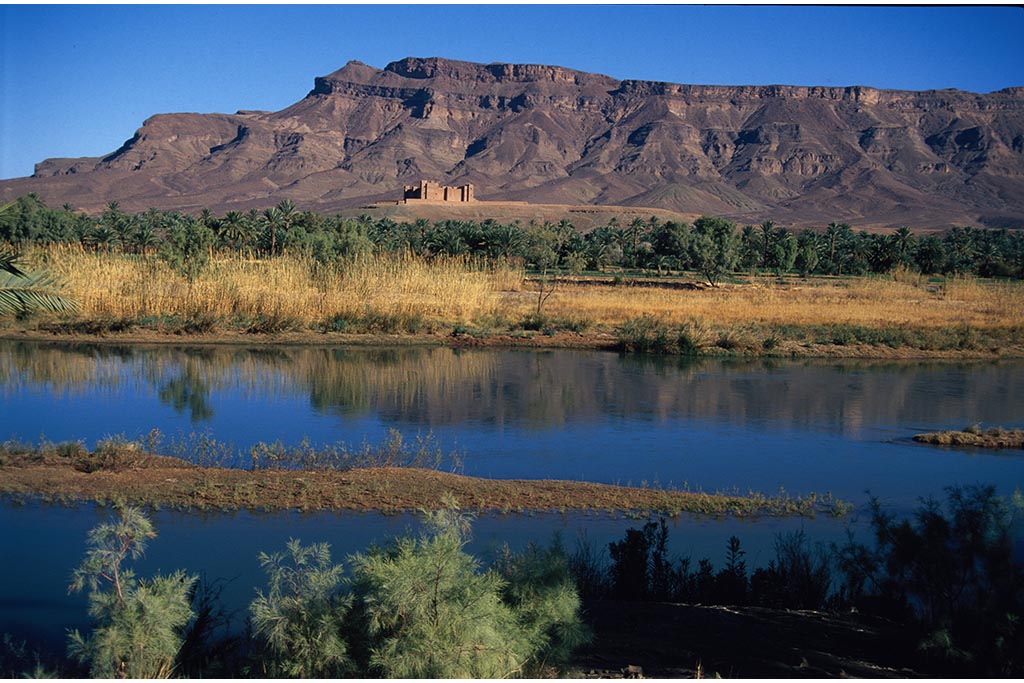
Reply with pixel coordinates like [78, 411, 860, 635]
[3, 56, 1023, 228]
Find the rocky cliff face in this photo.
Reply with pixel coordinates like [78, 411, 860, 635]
[4, 56, 1024, 228]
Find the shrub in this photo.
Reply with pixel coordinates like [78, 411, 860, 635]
[608, 518, 676, 601]
[616, 315, 673, 354]
[70, 436, 143, 473]
[249, 539, 352, 678]
[493, 539, 592, 675]
[837, 485, 1024, 675]
[348, 500, 587, 678]
[245, 313, 302, 334]
[714, 329, 743, 351]
[676, 320, 710, 355]
[67, 505, 197, 678]
[750, 530, 833, 610]
[567, 533, 609, 601]
[519, 312, 550, 331]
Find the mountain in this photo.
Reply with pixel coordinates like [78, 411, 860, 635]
[3, 56, 1024, 228]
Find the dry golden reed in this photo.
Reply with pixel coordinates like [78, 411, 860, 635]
[37, 246, 514, 326]
[23, 245, 1024, 334]
[536, 275, 1024, 329]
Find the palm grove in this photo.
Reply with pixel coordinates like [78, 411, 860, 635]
[2, 194, 1023, 284]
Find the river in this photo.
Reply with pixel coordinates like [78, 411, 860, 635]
[2, 341, 1022, 648]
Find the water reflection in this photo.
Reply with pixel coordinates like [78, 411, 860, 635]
[3, 342, 1022, 434]
[2, 341, 1022, 503]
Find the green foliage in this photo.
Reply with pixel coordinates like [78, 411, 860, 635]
[349, 504, 524, 677]
[67, 505, 196, 678]
[159, 218, 215, 282]
[5, 194, 1024, 280]
[493, 538, 592, 675]
[688, 216, 739, 286]
[348, 500, 588, 678]
[0, 246, 79, 317]
[249, 539, 352, 678]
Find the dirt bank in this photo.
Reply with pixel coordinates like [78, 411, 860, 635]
[0, 449, 845, 517]
[2, 326, 1022, 360]
[913, 427, 1024, 449]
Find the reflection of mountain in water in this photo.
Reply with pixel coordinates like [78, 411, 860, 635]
[2, 341, 1022, 435]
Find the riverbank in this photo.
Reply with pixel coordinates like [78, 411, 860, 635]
[0, 447, 847, 517]
[3, 324, 1024, 360]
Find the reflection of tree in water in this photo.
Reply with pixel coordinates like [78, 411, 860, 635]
[5, 341, 1024, 436]
[157, 363, 214, 422]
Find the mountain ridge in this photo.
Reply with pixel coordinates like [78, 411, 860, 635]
[3, 56, 1023, 228]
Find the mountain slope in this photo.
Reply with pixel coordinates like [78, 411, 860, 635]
[3, 56, 1023, 228]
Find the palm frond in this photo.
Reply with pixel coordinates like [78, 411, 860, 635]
[0, 246, 26, 277]
[0, 270, 80, 315]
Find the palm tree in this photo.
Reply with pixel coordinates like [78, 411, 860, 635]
[892, 226, 916, 266]
[759, 220, 775, 271]
[488, 224, 525, 262]
[276, 199, 298, 250]
[629, 217, 645, 253]
[218, 211, 247, 250]
[262, 207, 283, 255]
[825, 222, 848, 272]
[0, 246, 79, 316]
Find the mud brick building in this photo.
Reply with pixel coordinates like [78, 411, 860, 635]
[403, 180, 475, 203]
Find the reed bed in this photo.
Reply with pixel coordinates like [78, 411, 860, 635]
[16, 246, 1024, 349]
[28, 246, 520, 331]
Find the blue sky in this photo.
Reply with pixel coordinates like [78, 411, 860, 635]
[2, 3, 1023, 179]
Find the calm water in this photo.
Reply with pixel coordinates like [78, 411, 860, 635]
[2, 341, 1023, 648]
[3, 341, 1023, 505]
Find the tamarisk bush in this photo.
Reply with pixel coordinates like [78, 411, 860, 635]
[67, 505, 196, 678]
[249, 539, 352, 677]
[348, 499, 589, 677]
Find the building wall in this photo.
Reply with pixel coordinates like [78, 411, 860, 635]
[403, 180, 475, 203]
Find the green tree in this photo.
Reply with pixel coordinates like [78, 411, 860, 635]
[217, 211, 248, 251]
[67, 505, 197, 679]
[795, 229, 821, 277]
[769, 228, 797, 274]
[688, 216, 739, 286]
[759, 219, 775, 271]
[824, 221, 846, 273]
[249, 539, 352, 678]
[893, 226, 917, 267]
[160, 217, 215, 283]
[738, 224, 762, 271]
[262, 207, 283, 256]
[915, 235, 947, 275]
[487, 223, 526, 262]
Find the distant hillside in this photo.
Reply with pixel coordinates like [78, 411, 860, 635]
[3, 56, 1023, 229]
